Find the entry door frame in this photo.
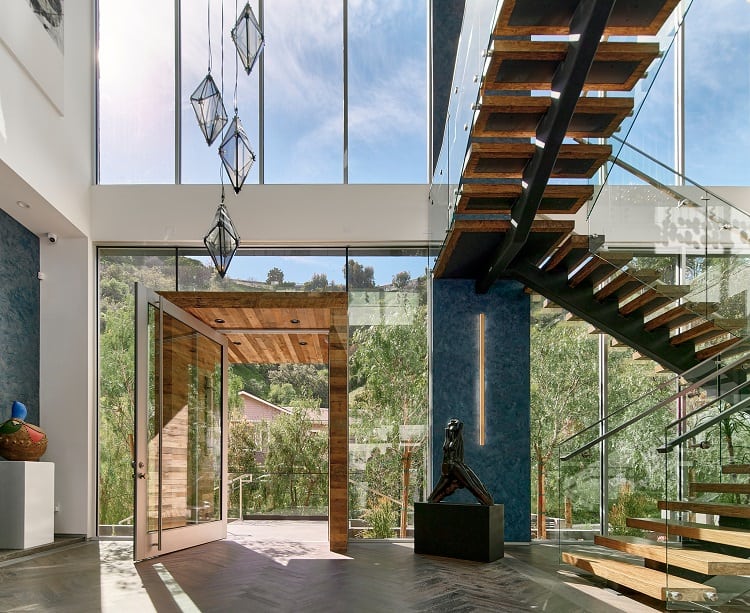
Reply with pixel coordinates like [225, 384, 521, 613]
[134, 284, 229, 561]
[159, 291, 349, 553]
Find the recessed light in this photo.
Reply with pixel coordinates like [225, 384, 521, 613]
[232, 341, 241, 345]
[299, 340, 307, 346]
[290, 319, 300, 324]
[16, 200, 30, 209]
[214, 318, 225, 324]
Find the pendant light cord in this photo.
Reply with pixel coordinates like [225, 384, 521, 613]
[234, 0, 239, 113]
[207, 0, 212, 73]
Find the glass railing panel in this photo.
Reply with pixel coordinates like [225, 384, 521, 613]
[228, 471, 329, 519]
[662, 363, 750, 610]
[430, 0, 502, 228]
[589, 183, 750, 348]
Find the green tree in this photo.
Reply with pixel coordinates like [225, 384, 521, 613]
[268, 363, 328, 406]
[266, 267, 285, 285]
[530, 319, 598, 537]
[392, 271, 411, 289]
[304, 273, 329, 291]
[350, 306, 428, 537]
[346, 260, 376, 288]
[99, 297, 137, 525]
[263, 404, 328, 510]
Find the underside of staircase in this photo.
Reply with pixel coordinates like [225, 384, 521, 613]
[431, 0, 750, 607]
[431, 0, 742, 376]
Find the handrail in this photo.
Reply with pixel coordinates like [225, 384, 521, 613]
[560, 338, 750, 461]
[609, 134, 747, 217]
[658, 394, 750, 453]
[665, 379, 750, 429]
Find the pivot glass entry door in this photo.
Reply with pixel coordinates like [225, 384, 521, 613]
[134, 284, 228, 561]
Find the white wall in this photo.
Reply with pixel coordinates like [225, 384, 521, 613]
[0, 0, 92, 238]
[0, 1, 95, 537]
[39, 238, 94, 536]
[91, 184, 431, 245]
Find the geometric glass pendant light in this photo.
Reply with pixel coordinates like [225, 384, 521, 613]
[219, 113, 256, 194]
[231, 3, 265, 75]
[203, 188, 240, 278]
[190, 74, 228, 146]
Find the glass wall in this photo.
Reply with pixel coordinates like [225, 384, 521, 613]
[264, 1, 344, 183]
[98, 0, 175, 183]
[347, 248, 429, 538]
[181, 0, 261, 185]
[98, 246, 430, 536]
[348, 0, 427, 183]
[685, 0, 750, 185]
[98, 250, 177, 534]
[529, 296, 599, 539]
[98, 0, 428, 185]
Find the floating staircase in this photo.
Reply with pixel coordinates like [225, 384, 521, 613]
[563, 477, 750, 605]
[432, 0, 750, 608]
[432, 0, 744, 375]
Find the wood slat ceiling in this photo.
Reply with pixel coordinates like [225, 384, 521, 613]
[158, 292, 347, 365]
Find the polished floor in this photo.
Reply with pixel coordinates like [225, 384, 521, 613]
[0, 521, 661, 612]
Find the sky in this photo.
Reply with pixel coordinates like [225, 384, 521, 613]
[187, 252, 431, 286]
[98, 0, 428, 185]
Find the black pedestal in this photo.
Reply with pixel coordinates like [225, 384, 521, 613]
[414, 502, 504, 562]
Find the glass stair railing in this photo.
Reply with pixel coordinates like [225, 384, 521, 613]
[558, 338, 750, 609]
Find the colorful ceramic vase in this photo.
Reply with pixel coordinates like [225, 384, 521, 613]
[0, 401, 48, 461]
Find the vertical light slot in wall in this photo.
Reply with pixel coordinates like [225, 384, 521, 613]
[479, 312, 486, 446]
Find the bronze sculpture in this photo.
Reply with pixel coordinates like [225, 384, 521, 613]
[427, 418, 493, 505]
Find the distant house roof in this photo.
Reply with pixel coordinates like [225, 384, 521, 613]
[238, 391, 328, 424]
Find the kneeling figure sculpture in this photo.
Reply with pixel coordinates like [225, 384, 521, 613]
[427, 418, 493, 506]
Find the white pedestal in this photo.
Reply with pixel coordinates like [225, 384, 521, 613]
[0, 461, 55, 549]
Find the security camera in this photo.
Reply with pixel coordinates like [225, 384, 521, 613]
[46, 233, 57, 244]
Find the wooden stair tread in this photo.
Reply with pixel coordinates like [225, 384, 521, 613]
[671, 321, 729, 346]
[432, 218, 574, 279]
[484, 41, 661, 92]
[595, 271, 651, 302]
[494, 0, 680, 37]
[456, 183, 593, 215]
[644, 305, 703, 332]
[690, 482, 750, 495]
[595, 534, 750, 575]
[464, 142, 611, 180]
[562, 551, 717, 602]
[627, 517, 750, 549]
[474, 95, 633, 139]
[541, 234, 590, 271]
[724, 464, 750, 475]
[695, 338, 744, 362]
[658, 500, 750, 519]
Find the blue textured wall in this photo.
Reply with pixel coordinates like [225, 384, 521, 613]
[432, 279, 530, 542]
[0, 209, 40, 425]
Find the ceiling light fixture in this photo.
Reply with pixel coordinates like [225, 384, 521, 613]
[16, 200, 31, 209]
[290, 319, 300, 324]
[203, 187, 240, 279]
[190, 0, 227, 145]
[231, 3, 265, 75]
